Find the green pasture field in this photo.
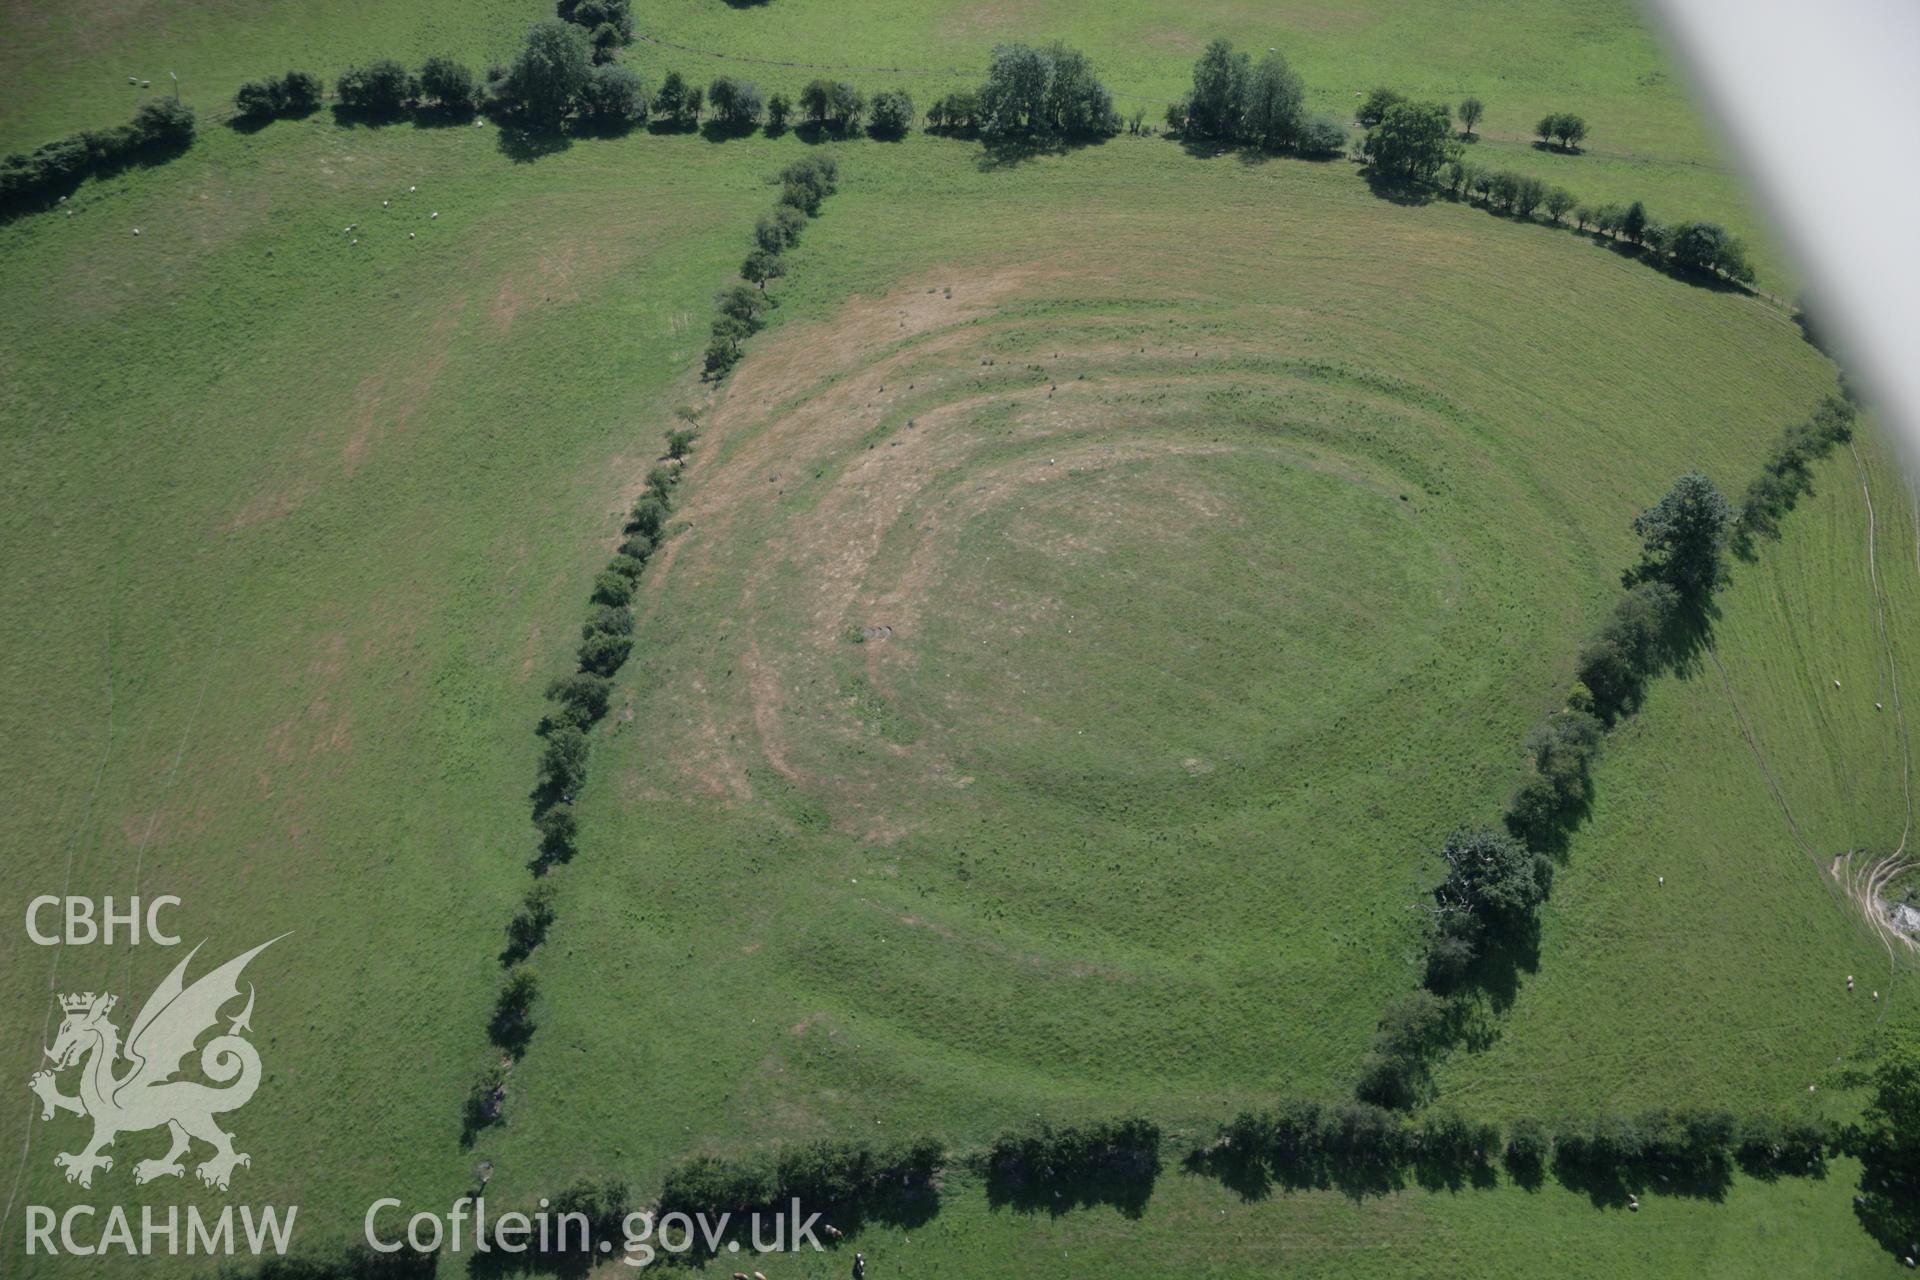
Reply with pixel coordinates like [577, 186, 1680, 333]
[0, 1, 1914, 1276]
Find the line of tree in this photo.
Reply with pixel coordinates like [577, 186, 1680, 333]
[1165, 39, 1349, 155]
[660, 1138, 944, 1225]
[705, 154, 839, 377]
[0, 98, 196, 218]
[1438, 157, 1760, 284]
[986, 1116, 1162, 1186]
[1735, 395, 1856, 551]
[233, 70, 324, 122]
[462, 426, 691, 1137]
[1202, 1100, 1833, 1201]
[1359, 390, 1858, 1110]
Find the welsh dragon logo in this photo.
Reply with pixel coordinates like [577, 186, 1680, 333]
[27, 936, 284, 1191]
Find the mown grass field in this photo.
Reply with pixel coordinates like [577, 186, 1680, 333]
[0, 1, 1913, 1276]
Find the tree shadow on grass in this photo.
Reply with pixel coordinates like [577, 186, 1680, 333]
[975, 130, 1108, 172]
[496, 125, 571, 162]
[986, 1153, 1158, 1219]
[411, 103, 480, 130]
[1852, 1146, 1920, 1266]
[1361, 170, 1440, 206]
[698, 118, 760, 144]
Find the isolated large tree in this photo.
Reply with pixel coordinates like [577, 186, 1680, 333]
[506, 19, 591, 127]
[1633, 472, 1735, 597]
[1458, 96, 1483, 137]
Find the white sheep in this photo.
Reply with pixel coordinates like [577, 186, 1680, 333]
[431, 211, 439, 219]
[132, 228, 140, 235]
[1835, 679, 1842, 689]
[409, 232, 415, 239]
[409, 185, 417, 193]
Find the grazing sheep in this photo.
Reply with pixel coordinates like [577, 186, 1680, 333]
[1878, 703, 1885, 711]
[409, 232, 415, 239]
[823, 1224, 843, 1239]
[1835, 679, 1843, 689]
[409, 185, 417, 192]
[132, 228, 140, 235]
[1657, 875, 1665, 886]
[732, 1273, 749, 1280]
[127, 76, 137, 85]
[431, 211, 440, 219]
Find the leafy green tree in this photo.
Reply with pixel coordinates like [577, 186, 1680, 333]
[505, 20, 591, 127]
[234, 80, 279, 119]
[1365, 100, 1454, 181]
[336, 60, 417, 116]
[1188, 38, 1250, 139]
[708, 76, 765, 128]
[1620, 199, 1649, 244]
[419, 55, 476, 109]
[591, 570, 633, 606]
[654, 70, 689, 123]
[1356, 86, 1405, 128]
[1511, 174, 1546, 218]
[1432, 826, 1550, 933]
[799, 79, 863, 131]
[577, 63, 646, 125]
[1043, 44, 1114, 136]
[1458, 96, 1483, 138]
[765, 91, 791, 132]
[716, 282, 772, 334]
[540, 723, 590, 797]
[755, 204, 806, 252]
[558, 0, 633, 40]
[1240, 52, 1305, 150]
[742, 247, 785, 290]
[977, 41, 1113, 139]
[1552, 112, 1587, 150]
[279, 70, 323, 114]
[868, 88, 915, 138]
[1633, 472, 1735, 597]
[1544, 186, 1576, 224]
[547, 671, 613, 724]
[577, 630, 632, 676]
[776, 153, 838, 213]
[1668, 221, 1754, 282]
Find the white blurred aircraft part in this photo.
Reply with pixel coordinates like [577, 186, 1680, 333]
[1650, 0, 1920, 464]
